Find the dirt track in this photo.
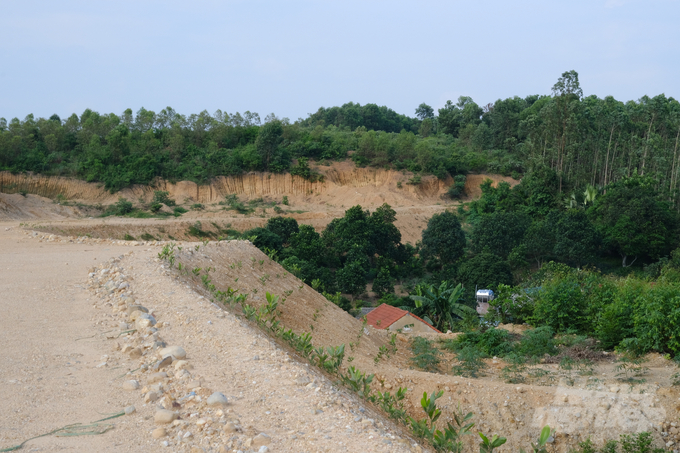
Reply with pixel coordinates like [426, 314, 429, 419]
[0, 226, 153, 451]
[0, 226, 419, 452]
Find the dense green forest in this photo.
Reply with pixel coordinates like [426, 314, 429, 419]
[2, 71, 680, 206]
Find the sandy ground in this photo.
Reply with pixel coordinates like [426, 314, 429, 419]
[0, 225, 419, 453]
[0, 225, 157, 452]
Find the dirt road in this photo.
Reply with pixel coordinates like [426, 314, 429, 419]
[0, 224, 418, 452]
[0, 224, 154, 451]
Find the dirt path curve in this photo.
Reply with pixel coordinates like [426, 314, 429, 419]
[0, 222, 158, 452]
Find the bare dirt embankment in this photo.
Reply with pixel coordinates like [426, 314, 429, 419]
[1, 162, 519, 245]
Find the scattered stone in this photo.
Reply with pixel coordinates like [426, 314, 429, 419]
[223, 422, 238, 433]
[128, 347, 143, 359]
[190, 447, 205, 453]
[252, 433, 271, 447]
[295, 376, 310, 386]
[148, 372, 168, 384]
[154, 409, 178, 424]
[136, 314, 157, 329]
[174, 360, 190, 371]
[154, 356, 173, 370]
[122, 380, 140, 391]
[124, 405, 136, 415]
[187, 379, 203, 390]
[160, 345, 187, 360]
[145, 391, 160, 403]
[258, 447, 269, 453]
[207, 392, 228, 406]
[152, 427, 167, 439]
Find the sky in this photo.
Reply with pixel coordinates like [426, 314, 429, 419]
[1, 0, 678, 122]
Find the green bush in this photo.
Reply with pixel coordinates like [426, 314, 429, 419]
[113, 197, 133, 215]
[514, 326, 557, 359]
[149, 202, 162, 213]
[628, 283, 680, 355]
[484, 284, 534, 324]
[266, 216, 299, 243]
[447, 174, 467, 198]
[244, 227, 283, 253]
[593, 279, 641, 349]
[409, 337, 441, 372]
[443, 327, 513, 358]
[153, 191, 175, 206]
[531, 275, 588, 333]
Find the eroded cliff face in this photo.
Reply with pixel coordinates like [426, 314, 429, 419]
[0, 167, 454, 205]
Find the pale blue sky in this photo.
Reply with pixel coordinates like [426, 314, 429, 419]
[1, 0, 678, 121]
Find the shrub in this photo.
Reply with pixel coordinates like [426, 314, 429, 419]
[113, 197, 133, 215]
[531, 275, 588, 333]
[484, 283, 534, 324]
[266, 216, 299, 243]
[410, 337, 441, 372]
[153, 191, 175, 206]
[451, 345, 487, 378]
[593, 279, 641, 349]
[628, 283, 680, 355]
[445, 327, 513, 358]
[372, 267, 394, 297]
[514, 326, 557, 360]
[447, 174, 467, 198]
[457, 252, 513, 294]
[149, 202, 162, 213]
[244, 227, 283, 253]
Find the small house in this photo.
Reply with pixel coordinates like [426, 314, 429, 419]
[366, 304, 441, 334]
[475, 289, 495, 316]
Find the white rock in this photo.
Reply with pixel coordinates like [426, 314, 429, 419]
[160, 346, 187, 360]
[148, 372, 168, 384]
[124, 405, 136, 415]
[207, 392, 228, 406]
[154, 409, 178, 424]
[122, 380, 140, 391]
[252, 433, 271, 447]
[145, 391, 160, 403]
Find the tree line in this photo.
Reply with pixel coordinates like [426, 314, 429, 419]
[2, 70, 678, 206]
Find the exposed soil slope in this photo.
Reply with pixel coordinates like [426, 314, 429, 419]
[2, 162, 519, 246]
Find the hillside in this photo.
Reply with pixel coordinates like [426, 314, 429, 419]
[1, 162, 518, 245]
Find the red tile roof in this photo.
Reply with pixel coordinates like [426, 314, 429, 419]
[365, 304, 440, 333]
